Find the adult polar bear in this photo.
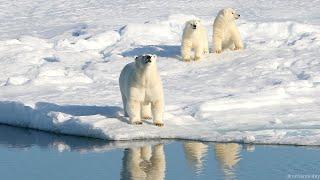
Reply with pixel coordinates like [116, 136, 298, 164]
[212, 8, 244, 53]
[119, 54, 164, 126]
[181, 20, 209, 61]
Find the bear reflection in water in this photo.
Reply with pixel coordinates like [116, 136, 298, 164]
[214, 143, 242, 179]
[183, 142, 208, 174]
[121, 144, 166, 180]
[0, 125, 246, 180]
[183, 142, 241, 178]
[120, 142, 244, 180]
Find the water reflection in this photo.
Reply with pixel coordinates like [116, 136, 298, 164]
[183, 142, 208, 174]
[0, 124, 252, 180]
[120, 141, 243, 180]
[0, 124, 105, 151]
[121, 144, 166, 180]
[214, 143, 242, 180]
[0, 124, 165, 153]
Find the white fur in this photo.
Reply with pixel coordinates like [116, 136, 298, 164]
[122, 144, 166, 180]
[181, 20, 209, 61]
[119, 54, 164, 125]
[212, 8, 244, 53]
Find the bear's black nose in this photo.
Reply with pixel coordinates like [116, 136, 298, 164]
[193, 25, 197, 29]
[145, 55, 152, 63]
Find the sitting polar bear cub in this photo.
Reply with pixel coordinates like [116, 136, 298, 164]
[212, 8, 244, 53]
[181, 20, 209, 61]
[119, 54, 164, 126]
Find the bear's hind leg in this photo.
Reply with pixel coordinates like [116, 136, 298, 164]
[128, 99, 142, 125]
[213, 36, 222, 53]
[141, 102, 152, 120]
[203, 33, 209, 54]
[151, 100, 164, 127]
[121, 94, 129, 117]
[203, 44, 209, 55]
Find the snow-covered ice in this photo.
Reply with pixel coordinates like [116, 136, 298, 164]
[0, 0, 319, 145]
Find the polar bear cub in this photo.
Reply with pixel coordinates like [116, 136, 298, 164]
[119, 54, 164, 126]
[181, 20, 209, 61]
[212, 8, 244, 53]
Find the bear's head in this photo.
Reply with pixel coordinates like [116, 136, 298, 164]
[219, 8, 240, 21]
[135, 54, 157, 69]
[186, 20, 201, 30]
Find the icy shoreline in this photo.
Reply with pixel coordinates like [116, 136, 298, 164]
[0, 14, 319, 145]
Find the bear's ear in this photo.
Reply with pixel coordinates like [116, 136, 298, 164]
[222, 9, 228, 15]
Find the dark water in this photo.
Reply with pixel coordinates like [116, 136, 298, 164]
[0, 125, 319, 180]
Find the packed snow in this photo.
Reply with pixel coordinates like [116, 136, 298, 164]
[0, 0, 319, 145]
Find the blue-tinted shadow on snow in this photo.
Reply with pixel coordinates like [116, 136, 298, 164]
[0, 124, 109, 150]
[36, 102, 122, 118]
[122, 45, 180, 58]
[35, 102, 130, 125]
[0, 101, 129, 140]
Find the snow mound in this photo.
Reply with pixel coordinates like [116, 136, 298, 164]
[5, 76, 30, 86]
[0, 14, 320, 145]
[118, 14, 196, 45]
[240, 21, 320, 49]
[55, 30, 120, 52]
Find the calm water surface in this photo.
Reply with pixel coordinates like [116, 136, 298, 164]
[0, 125, 319, 180]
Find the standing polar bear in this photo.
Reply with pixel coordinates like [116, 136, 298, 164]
[181, 20, 209, 61]
[212, 8, 244, 53]
[119, 54, 164, 126]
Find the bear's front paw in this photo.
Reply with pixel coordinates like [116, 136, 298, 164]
[194, 56, 201, 61]
[154, 122, 164, 127]
[234, 46, 243, 51]
[183, 58, 191, 62]
[132, 121, 143, 125]
[215, 49, 222, 54]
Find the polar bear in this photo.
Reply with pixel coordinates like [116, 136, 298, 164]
[119, 54, 164, 126]
[212, 8, 244, 53]
[181, 20, 209, 61]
